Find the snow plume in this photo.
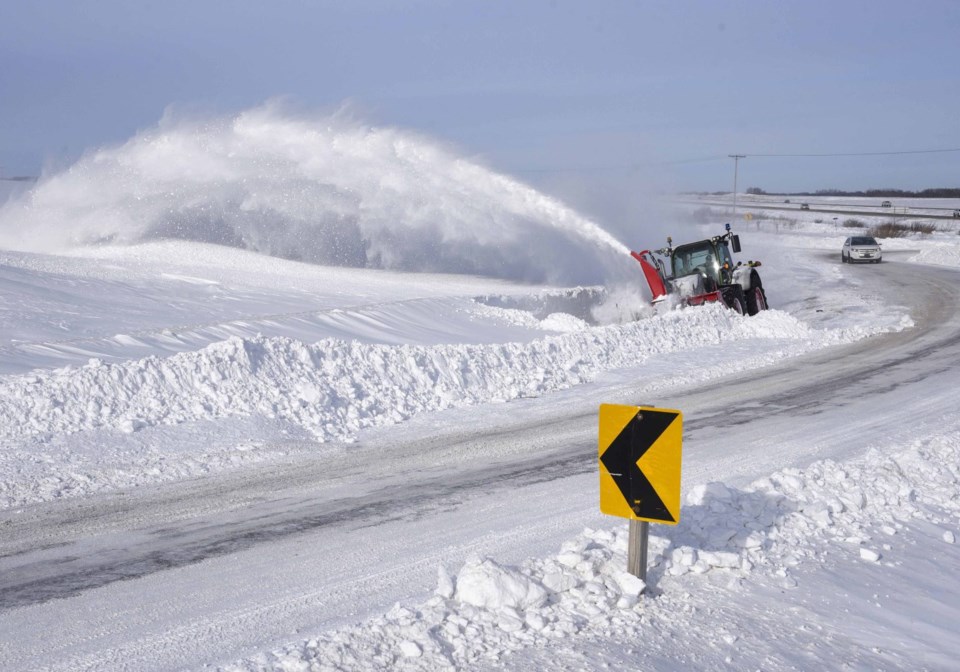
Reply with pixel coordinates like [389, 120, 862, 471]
[0, 102, 635, 285]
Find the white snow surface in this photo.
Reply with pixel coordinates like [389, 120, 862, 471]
[1, 129, 959, 672]
[224, 434, 960, 671]
[0, 240, 910, 508]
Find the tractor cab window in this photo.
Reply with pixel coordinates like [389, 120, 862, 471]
[673, 243, 720, 283]
[717, 244, 734, 270]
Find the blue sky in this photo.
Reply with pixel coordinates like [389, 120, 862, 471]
[2, 0, 958, 222]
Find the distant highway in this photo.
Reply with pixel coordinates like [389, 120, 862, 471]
[680, 198, 960, 220]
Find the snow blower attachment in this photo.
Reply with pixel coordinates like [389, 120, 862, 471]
[631, 223, 768, 316]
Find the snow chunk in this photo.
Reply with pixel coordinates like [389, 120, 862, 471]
[687, 482, 733, 506]
[398, 640, 422, 658]
[119, 418, 148, 433]
[541, 569, 578, 593]
[453, 557, 548, 611]
[435, 565, 455, 599]
[698, 551, 742, 570]
[539, 312, 588, 332]
[611, 570, 646, 597]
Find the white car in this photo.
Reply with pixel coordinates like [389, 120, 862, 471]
[842, 236, 882, 264]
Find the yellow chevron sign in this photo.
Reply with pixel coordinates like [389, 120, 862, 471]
[599, 404, 683, 524]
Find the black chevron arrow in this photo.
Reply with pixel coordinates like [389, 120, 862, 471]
[600, 409, 676, 522]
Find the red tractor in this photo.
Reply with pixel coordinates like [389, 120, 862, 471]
[631, 224, 768, 315]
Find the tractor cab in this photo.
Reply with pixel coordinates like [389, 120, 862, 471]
[671, 239, 735, 290]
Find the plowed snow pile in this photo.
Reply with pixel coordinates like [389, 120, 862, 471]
[0, 307, 891, 444]
[0, 302, 910, 508]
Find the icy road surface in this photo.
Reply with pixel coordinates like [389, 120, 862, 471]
[1, 253, 958, 670]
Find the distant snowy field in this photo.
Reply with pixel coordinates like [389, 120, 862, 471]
[1, 107, 959, 670]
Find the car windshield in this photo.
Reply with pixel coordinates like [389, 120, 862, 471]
[851, 237, 878, 246]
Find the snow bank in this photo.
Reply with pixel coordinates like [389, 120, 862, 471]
[0, 298, 914, 509]
[219, 432, 960, 671]
[907, 240, 960, 269]
[0, 305, 901, 447]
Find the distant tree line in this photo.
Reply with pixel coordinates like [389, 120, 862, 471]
[739, 187, 960, 198]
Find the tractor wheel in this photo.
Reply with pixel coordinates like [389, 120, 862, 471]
[746, 285, 768, 316]
[723, 285, 746, 315]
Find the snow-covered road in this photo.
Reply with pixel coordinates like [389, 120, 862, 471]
[2, 253, 958, 671]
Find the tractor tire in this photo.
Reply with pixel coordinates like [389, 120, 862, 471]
[722, 285, 746, 315]
[746, 285, 768, 316]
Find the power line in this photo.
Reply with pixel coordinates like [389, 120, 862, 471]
[510, 146, 960, 174]
[741, 147, 960, 158]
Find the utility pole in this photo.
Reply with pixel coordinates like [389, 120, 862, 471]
[729, 154, 745, 222]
